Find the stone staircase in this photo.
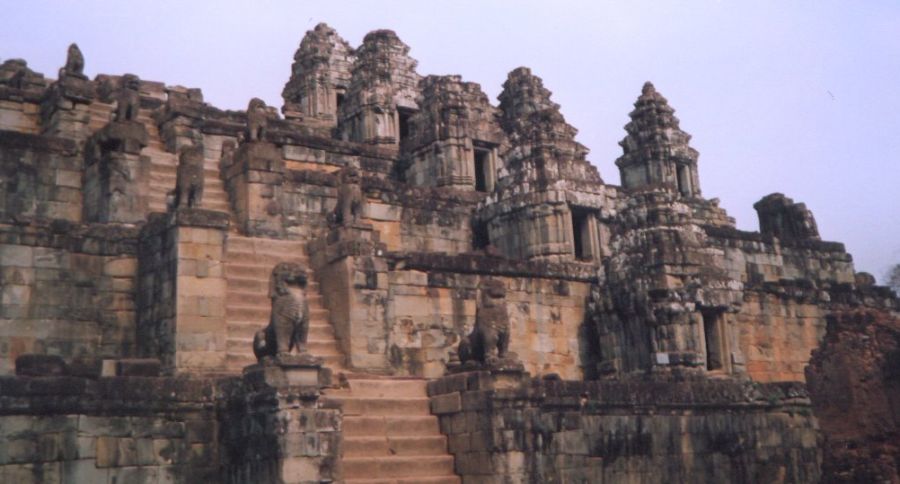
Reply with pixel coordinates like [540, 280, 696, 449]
[223, 235, 345, 373]
[139, 113, 230, 214]
[86, 103, 230, 214]
[325, 376, 460, 484]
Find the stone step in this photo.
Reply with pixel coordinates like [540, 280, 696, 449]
[225, 289, 323, 304]
[342, 436, 449, 458]
[224, 351, 345, 371]
[225, 278, 321, 296]
[228, 321, 336, 341]
[222, 291, 324, 307]
[225, 266, 319, 283]
[149, 162, 177, 174]
[226, 338, 342, 356]
[225, 236, 307, 251]
[344, 478, 460, 484]
[226, 305, 328, 321]
[147, 194, 230, 210]
[224, 253, 309, 266]
[325, 396, 430, 417]
[341, 378, 428, 399]
[341, 456, 455, 480]
[342, 416, 440, 438]
[148, 171, 227, 189]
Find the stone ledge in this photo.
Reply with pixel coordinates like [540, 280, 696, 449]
[386, 252, 598, 282]
[0, 129, 79, 155]
[0, 220, 139, 255]
[0, 375, 217, 415]
[428, 371, 811, 409]
[172, 208, 230, 230]
[704, 224, 847, 253]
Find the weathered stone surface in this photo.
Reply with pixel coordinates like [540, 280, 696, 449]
[0, 22, 896, 484]
[616, 82, 700, 196]
[806, 309, 900, 483]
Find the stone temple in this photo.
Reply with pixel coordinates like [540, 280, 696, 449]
[0, 23, 897, 483]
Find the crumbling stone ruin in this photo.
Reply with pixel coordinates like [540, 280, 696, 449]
[0, 24, 896, 483]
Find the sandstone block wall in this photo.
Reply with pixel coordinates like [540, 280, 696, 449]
[0, 224, 137, 375]
[0, 97, 42, 134]
[387, 269, 590, 379]
[0, 131, 82, 223]
[806, 309, 900, 483]
[429, 371, 822, 484]
[219, 370, 340, 484]
[0, 375, 218, 483]
[137, 210, 229, 375]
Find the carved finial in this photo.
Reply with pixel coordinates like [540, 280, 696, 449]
[64, 43, 85, 78]
[615, 82, 700, 195]
[246, 98, 268, 142]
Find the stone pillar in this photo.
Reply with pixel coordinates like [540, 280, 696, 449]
[222, 355, 339, 484]
[137, 208, 229, 375]
[83, 120, 149, 223]
[39, 74, 95, 143]
[427, 369, 531, 481]
[309, 223, 390, 372]
[224, 140, 284, 236]
[155, 86, 205, 153]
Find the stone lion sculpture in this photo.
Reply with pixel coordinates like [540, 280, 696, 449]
[62, 43, 85, 79]
[253, 262, 310, 361]
[458, 278, 512, 366]
[332, 167, 365, 225]
[115, 74, 141, 122]
[246, 97, 269, 142]
[173, 146, 205, 209]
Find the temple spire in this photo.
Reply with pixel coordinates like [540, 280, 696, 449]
[616, 81, 700, 197]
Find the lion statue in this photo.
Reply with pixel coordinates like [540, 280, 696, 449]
[253, 263, 310, 361]
[458, 278, 512, 366]
[332, 167, 365, 225]
[173, 146, 205, 209]
[115, 74, 141, 122]
[246, 97, 269, 142]
[62, 43, 85, 79]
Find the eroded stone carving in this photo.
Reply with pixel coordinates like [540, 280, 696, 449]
[115, 74, 141, 122]
[172, 146, 204, 209]
[253, 263, 310, 361]
[246, 97, 269, 142]
[754, 193, 820, 241]
[458, 278, 518, 367]
[62, 43, 85, 79]
[332, 167, 365, 225]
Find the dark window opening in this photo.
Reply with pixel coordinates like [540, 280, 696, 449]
[472, 220, 490, 250]
[703, 310, 725, 371]
[676, 164, 690, 197]
[398, 108, 413, 144]
[572, 208, 590, 261]
[336, 92, 345, 112]
[474, 148, 489, 192]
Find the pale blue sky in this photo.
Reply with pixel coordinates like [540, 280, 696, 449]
[4, 0, 899, 280]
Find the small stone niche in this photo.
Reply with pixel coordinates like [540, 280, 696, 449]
[702, 309, 728, 372]
[571, 207, 600, 261]
[473, 144, 498, 193]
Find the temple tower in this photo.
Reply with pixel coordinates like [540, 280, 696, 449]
[403, 75, 506, 190]
[478, 67, 608, 262]
[281, 23, 355, 132]
[338, 30, 421, 147]
[616, 82, 700, 197]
